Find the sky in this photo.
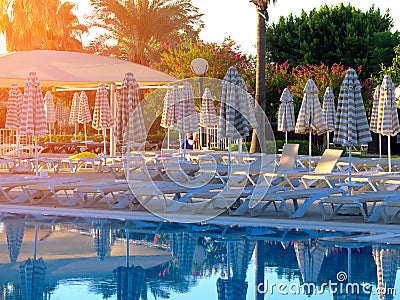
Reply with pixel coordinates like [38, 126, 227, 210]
[1, 0, 399, 55]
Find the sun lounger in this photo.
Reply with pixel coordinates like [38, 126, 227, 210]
[248, 187, 345, 218]
[318, 190, 400, 221]
[379, 196, 400, 224]
[0, 177, 83, 204]
[73, 182, 137, 209]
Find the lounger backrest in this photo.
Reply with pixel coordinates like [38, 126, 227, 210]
[279, 143, 299, 170]
[314, 149, 343, 174]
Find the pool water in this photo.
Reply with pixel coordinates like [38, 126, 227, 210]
[0, 214, 399, 300]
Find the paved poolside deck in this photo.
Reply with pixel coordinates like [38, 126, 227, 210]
[1, 169, 399, 234]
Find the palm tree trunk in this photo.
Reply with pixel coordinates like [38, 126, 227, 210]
[250, 6, 267, 153]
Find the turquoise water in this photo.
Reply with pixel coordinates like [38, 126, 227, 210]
[0, 214, 399, 299]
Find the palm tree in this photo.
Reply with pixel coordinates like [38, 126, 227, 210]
[0, 0, 87, 52]
[249, 0, 277, 153]
[87, 0, 203, 65]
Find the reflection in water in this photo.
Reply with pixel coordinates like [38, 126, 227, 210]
[0, 214, 399, 299]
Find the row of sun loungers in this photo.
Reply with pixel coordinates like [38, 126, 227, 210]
[1, 144, 400, 224]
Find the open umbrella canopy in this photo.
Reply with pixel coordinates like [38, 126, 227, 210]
[5, 82, 22, 129]
[0, 50, 177, 88]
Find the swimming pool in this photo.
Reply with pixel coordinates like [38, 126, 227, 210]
[0, 213, 398, 299]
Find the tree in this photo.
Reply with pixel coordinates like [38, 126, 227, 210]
[249, 0, 277, 153]
[375, 44, 400, 85]
[87, 0, 203, 65]
[0, 0, 87, 52]
[265, 4, 400, 76]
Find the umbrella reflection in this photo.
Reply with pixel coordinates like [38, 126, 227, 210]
[4, 217, 25, 263]
[19, 257, 46, 300]
[372, 246, 399, 300]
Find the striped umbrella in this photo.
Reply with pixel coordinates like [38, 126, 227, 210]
[55, 100, 67, 134]
[277, 87, 295, 144]
[20, 71, 47, 176]
[5, 218, 25, 263]
[377, 74, 400, 172]
[92, 83, 113, 154]
[5, 82, 23, 157]
[370, 85, 382, 158]
[160, 85, 180, 149]
[372, 246, 398, 300]
[218, 66, 251, 170]
[333, 68, 372, 192]
[322, 87, 336, 149]
[294, 240, 327, 285]
[19, 258, 47, 300]
[69, 92, 80, 140]
[114, 266, 145, 300]
[77, 91, 92, 142]
[200, 87, 218, 148]
[295, 79, 328, 167]
[116, 72, 146, 149]
[176, 81, 199, 156]
[43, 91, 55, 142]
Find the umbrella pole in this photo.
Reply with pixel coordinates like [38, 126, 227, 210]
[379, 134, 382, 159]
[285, 131, 288, 145]
[126, 230, 130, 267]
[238, 139, 242, 164]
[34, 136, 39, 177]
[388, 136, 392, 172]
[103, 129, 107, 155]
[326, 132, 329, 149]
[34, 224, 38, 261]
[48, 123, 52, 143]
[347, 248, 351, 283]
[17, 130, 21, 158]
[309, 132, 312, 170]
[167, 128, 170, 150]
[84, 124, 87, 142]
[348, 146, 352, 196]
[228, 138, 232, 177]
[74, 123, 77, 140]
[227, 242, 231, 279]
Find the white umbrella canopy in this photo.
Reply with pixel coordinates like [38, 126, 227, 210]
[77, 91, 92, 142]
[20, 71, 48, 176]
[92, 83, 114, 154]
[69, 92, 80, 140]
[370, 85, 382, 158]
[295, 79, 328, 166]
[277, 87, 295, 144]
[322, 86, 336, 149]
[333, 68, 372, 193]
[5, 82, 23, 157]
[116, 72, 146, 149]
[55, 99, 68, 134]
[43, 91, 56, 142]
[377, 74, 400, 171]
